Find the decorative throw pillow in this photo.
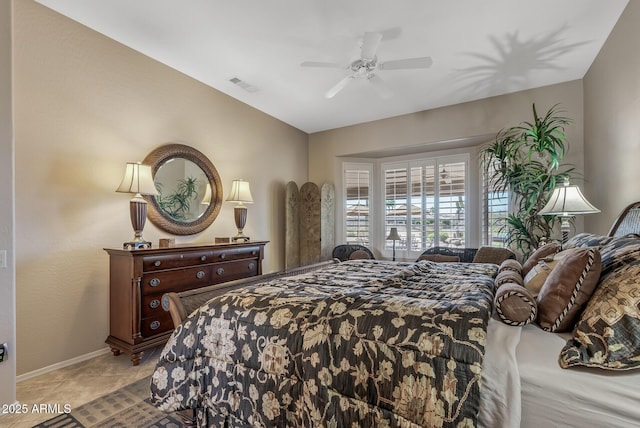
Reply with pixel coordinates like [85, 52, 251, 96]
[536, 247, 602, 332]
[523, 248, 577, 297]
[522, 242, 561, 277]
[559, 258, 640, 370]
[562, 232, 613, 251]
[494, 283, 537, 326]
[417, 254, 460, 263]
[498, 259, 522, 274]
[494, 270, 524, 288]
[471, 246, 515, 264]
[523, 260, 555, 297]
[596, 234, 640, 275]
[349, 249, 372, 260]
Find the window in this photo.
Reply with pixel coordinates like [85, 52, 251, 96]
[482, 159, 509, 247]
[344, 163, 371, 245]
[437, 160, 467, 247]
[383, 156, 468, 257]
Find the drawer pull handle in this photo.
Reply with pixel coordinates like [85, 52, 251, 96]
[217, 268, 225, 275]
[154, 260, 161, 267]
[196, 271, 206, 279]
[220, 253, 226, 259]
[150, 321, 160, 330]
[248, 262, 255, 270]
[251, 251, 257, 255]
[150, 299, 160, 309]
[200, 255, 206, 262]
[149, 278, 160, 287]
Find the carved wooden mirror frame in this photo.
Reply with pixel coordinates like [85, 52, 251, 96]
[143, 144, 222, 235]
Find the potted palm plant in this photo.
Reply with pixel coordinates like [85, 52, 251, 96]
[481, 103, 574, 258]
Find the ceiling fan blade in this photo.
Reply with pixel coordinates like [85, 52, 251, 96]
[325, 75, 353, 99]
[361, 32, 382, 60]
[300, 61, 345, 69]
[378, 56, 433, 70]
[368, 74, 394, 99]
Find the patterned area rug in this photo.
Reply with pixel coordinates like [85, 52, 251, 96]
[33, 377, 184, 428]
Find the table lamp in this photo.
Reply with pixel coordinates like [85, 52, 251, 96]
[539, 179, 600, 244]
[386, 227, 401, 261]
[226, 179, 253, 242]
[116, 162, 158, 249]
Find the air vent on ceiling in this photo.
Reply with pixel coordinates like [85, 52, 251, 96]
[229, 77, 259, 93]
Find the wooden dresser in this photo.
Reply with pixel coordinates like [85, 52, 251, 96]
[104, 241, 267, 365]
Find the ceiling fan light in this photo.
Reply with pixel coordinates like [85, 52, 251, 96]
[305, 32, 433, 99]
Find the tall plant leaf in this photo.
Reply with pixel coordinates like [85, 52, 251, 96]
[481, 103, 574, 258]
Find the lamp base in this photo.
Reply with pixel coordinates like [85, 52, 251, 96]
[560, 215, 572, 245]
[123, 240, 152, 250]
[232, 234, 250, 242]
[125, 196, 151, 250]
[232, 206, 250, 242]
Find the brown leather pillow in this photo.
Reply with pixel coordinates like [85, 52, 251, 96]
[523, 249, 577, 297]
[523, 260, 556, 297]
[536, 247, 602, 332]
[498, 259, 522, 274]
[495, 269, 524, 288]
[417, 254, 460, 263]
[494, 283, 537, 326]
[522, 242, 561, 277]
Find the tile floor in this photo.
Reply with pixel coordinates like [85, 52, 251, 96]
[0, 347, 161, 428]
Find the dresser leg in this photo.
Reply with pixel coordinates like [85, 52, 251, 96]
[131, 352, 142, 366]
[109, 347, 121, 357]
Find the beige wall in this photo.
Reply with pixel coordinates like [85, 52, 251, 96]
[0, 0, 16, 406]
[309, 80, 585, 250]
[584, 1, 640, 234]
[13, 1, 308, 375]
[309, 81, 584, 183]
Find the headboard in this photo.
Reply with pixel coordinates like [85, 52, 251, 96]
[607, 201, 640, 237]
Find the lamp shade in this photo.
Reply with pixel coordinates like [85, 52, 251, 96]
[539, 181, 600, 216]
[116, 162, 158, 196]
[386, 227, 401, 241]
[226, 179, 253, 204]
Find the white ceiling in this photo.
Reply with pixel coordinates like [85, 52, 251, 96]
[36, 0, 628, 134]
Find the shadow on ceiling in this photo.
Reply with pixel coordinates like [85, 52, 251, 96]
[453, 25, 591, 98]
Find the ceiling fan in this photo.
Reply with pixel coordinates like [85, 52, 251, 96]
[301, 32, 433, 99]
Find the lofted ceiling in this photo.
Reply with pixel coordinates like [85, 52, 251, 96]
[35, 0, 628, 134]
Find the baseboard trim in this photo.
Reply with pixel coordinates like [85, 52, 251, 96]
[16, 347, 111, 383]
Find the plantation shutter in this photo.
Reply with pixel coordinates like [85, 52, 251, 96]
[438, 161, 466, 247]
[482, 159, 509, 247]
[344, 164, 371, 245]
[382, 156, 467, 257]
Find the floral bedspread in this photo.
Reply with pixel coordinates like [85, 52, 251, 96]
[150, 259, 497, 427]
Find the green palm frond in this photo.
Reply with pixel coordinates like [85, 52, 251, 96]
[481, 103, 574, 259]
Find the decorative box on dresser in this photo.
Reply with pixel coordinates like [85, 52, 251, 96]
[104, 241, 267, 365]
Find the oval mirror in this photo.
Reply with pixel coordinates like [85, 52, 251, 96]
[143, 144, 222, 235]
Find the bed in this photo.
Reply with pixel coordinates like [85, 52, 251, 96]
[150, 201, 640, 428]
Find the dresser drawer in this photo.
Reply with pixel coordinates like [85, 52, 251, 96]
[141, 266, 213, 294]
[105, 241, 266, 365]
[142, 251, 214, 272]
[140, 313, 174, 338]
[211, 245, 261, 262]
[212, 259, 259, 283]
[141, 293, 166, 318]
